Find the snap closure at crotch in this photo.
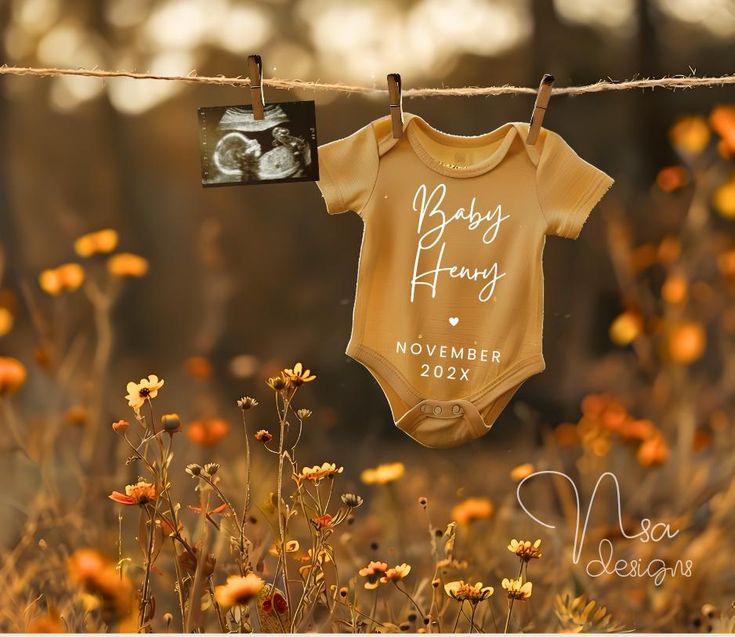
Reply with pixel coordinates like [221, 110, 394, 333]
[395, 398, 491, 448]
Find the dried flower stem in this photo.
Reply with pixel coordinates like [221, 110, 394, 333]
[503, 560, 525, 633]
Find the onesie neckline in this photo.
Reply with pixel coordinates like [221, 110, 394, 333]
[405, 115, 521, 178]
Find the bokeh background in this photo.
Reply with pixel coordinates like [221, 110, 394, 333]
[1, 0, 735, 632]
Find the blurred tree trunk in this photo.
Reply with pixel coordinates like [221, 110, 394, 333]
[531, 0, 562, 81]
[635, 0, 669, 178]
[0, 1, 19, 274]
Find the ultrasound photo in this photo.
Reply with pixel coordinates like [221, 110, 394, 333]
[198, 101, 319, 187]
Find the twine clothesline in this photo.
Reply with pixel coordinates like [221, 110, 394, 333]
[1, 65, 735, 98]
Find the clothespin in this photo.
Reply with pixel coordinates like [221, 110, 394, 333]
[247, 54, 265, 120]
[387, 73, 403, 139]
[526, 74, 555, 145]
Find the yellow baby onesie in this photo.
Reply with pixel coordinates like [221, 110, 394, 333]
[316, 113, 614, 448]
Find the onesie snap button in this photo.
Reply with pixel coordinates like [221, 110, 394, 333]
[452, 404, 462, 415]
[433, 406, 443, 416]
[421, 405, 431, 414]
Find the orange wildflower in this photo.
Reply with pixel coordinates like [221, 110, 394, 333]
[107, 253, 149, 277]
[710, 105, 735, 154]
[669, 115, 710, 154]
[655, 166, 688, 193]
[637, 434, 670, 467]
[666, 321, 706, 364]
[39, 263, 84, 295]
[214, 574, 264, 608]
[359, 561, 388, 589]
[451, 497, 493, 526]
[108, 480, 156, 506]
[186, 418, 230, 447]
[0, 357, 26, 395]
[74, 229, 118, 257]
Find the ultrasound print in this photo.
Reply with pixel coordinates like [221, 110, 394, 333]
[198, 101, 319, 187]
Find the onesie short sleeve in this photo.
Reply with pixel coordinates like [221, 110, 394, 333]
[536, 130, 614, 239]
[316, 123, 380, 215]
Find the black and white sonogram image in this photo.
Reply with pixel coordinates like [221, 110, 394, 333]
[198, 101, 319, 187]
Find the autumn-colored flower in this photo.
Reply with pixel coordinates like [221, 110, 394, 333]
[161, 412, 181, 434]
[68, 548, 108, 584]
[214, 573, 265, 608]
[341, 493, 364, 508]
[710, 105, 735, 155]
[124, 374, 164, 415]
[68, 548, 134, 622]
[74, 229, 119, 257]
[609, 311, 643, 346]
[62, 406, 87, 427]
[255, 429, 273, 443]
[186, 418, 229, 447]
[108, 480, 156, 506]
[669, 115, 710, 155]
[451, 497, 493, 526]
[444, 580, 494, 604]
[655, 165, 689, 193]
[619, 418, 655, 441]
[297, 408, 312, 419]
[361, 462, 405, 485]
[637, 433, 670, 467]
[502, 577, 533, 600]
[661, 275, 688, 304]
[184, 355, 213, 379]
[296, 462, 344, 483]
[0, 357, 26, 395]
[312, 513, 333, 530]
[381, 563, 411, 584]
[666, 321, 706, 364]
[107, 253, 149, 277]
[266, 373, 291, 392]
[39, 263, 85, 295]
[359, 561, 388, 589]
[713, 174, 735, 218]
[510, 463, 535, 482]
[508, 539, 543, 561]
[237, 396, 259, 410]
[283, 362, 316, 386]
[27, 608, 65, 633]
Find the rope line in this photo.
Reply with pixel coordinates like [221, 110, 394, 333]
[1, 65, 734, 97]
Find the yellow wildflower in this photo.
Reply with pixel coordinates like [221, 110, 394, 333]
[358, 561, 388, 590]
[296, 462, 343, 483]
[502, 577, 532, 600]
[74, 229, 119, 257]
[107, 253, 149, 278]
[214, 574, 264, 608]
[124, 374, 164, 415]
[444, 580, 494, 604]
[451, 497, 493, 526]
[283, 362, 316, 386]
[381, 563, 411, 584]
[361, 462, 405, 485]
[508, 539, 543, 561]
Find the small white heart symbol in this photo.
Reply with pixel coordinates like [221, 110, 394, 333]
[449, 317, 459, 326]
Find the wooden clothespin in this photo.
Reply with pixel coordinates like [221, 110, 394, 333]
[247, 54, 265, 120]
[526, 74, 555, 145]
[387, 73, 403, 139]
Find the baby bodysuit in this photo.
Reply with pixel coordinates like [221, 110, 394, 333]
[316, 113, 614, 448]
